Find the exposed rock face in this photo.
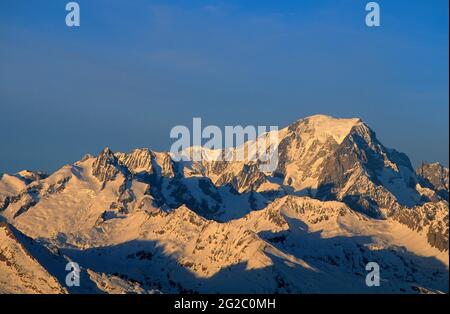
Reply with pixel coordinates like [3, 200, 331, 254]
[417, 162, 449, 201]
[92, 147, 128, 183]
[0, 115, 448, 294]
[63, 117, 450, 252]
[15, 170, 48, 185]
[0, 222, 65, 293]
[188, 115, 421, 219]
[314, 122, 419, 217]
[116, 148, 154, 174]
[391, 201, 449, 251]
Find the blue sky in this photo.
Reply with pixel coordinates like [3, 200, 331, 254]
[0, 0, 448, 173]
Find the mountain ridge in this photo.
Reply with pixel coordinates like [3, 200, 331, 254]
[0, 114, 448, 293]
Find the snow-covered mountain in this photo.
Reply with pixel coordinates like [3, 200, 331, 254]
[0, 115, 448, 294]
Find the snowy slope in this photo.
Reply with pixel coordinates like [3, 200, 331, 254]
[0, 114, 448, 294]
[0, 222, 65, 293]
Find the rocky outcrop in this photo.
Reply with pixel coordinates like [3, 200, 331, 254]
[417, 162, 449, 201]
[92, 147, 129, 183]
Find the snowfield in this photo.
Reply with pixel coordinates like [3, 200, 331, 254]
[0, 115, 448, 294]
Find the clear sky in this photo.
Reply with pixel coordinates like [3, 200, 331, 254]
[0, 0, 448, 173]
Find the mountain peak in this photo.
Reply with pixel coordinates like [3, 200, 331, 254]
[289, 114, 363, 145]
[0, 114, 448, 294]
[100, 146, 114, 157]
[15, 170, 48, 184]
[116, 148, 155, 174]
[92, 147, 124, 182]
[304, 114, 361, 124]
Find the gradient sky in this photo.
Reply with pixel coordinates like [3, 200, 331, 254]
[0, 0, 448, 173]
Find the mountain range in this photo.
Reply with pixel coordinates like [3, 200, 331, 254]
[0, 114, 448, 293]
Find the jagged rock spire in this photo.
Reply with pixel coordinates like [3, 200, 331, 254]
[92, 147, 121, 182]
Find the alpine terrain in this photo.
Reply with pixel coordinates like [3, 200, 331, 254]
[0, 115, 448, 294]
